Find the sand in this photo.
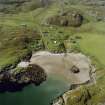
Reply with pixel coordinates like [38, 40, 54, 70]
[28, 51, 92, 84]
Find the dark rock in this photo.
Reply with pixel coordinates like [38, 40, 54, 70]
[71, 65, 80, 73]
[0, 82, 27, 92]
[70, 84, 78, 90]
[0, 64, 47, 92]
[46, 11, 83, 27]
[22, 51, 32, 61]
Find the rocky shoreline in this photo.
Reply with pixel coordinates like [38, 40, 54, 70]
[52, 65, 96, 105]
[0, 64, 47, 92]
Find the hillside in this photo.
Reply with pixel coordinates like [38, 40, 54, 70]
[0, 0, 105, 105]
[0, 0, 49, 13]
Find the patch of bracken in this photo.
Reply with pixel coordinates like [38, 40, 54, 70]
[46, 11, 83, 27]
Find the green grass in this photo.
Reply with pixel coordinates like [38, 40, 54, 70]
[0, 25, 41, 69]
[78, 33, 105, 66]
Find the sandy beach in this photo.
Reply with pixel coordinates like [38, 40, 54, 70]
[27, 51, 92, 84]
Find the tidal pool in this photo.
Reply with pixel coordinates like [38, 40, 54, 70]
[0, 75, 70, 105]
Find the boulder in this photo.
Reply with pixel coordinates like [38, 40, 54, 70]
[71, 65, 80, 73]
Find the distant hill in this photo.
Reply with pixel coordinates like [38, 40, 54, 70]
[79, 0, 105, 6]
[0, 0, 52, 13]
[65, 0, 105, 6]
[0, 0, 105, 13]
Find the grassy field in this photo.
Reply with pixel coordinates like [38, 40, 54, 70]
[79, 33, 105, 66]
[74, 22, 105, 67]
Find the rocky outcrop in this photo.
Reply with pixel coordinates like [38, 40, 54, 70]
[52, 86, 92, 105]
[13, 64, 47, 85]
[0, 64, 47, 92]
[46, 11, 83, 27]
[52, 76, 95, 105]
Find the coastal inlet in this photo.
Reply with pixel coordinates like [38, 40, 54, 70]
[0, 51, 95, 105]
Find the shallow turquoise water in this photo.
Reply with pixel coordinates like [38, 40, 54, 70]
[0, 75, 70, 105]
